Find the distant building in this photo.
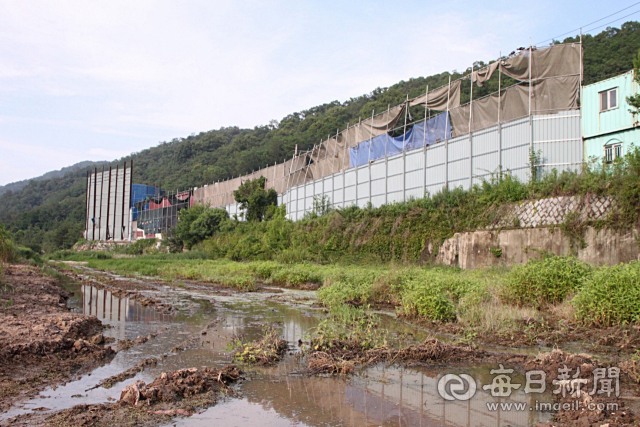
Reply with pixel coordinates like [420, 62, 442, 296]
[583, 70, 640, 162]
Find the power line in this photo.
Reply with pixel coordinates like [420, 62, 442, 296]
[583, 8, 640, 33]
[534, 1, 640, 45]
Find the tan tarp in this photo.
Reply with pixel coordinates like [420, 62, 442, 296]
[450, 75, 580, 135]
[471, 62, 500, 87]
[303, 103, 407, 183]
[409, 79, 462, 110]
[472, 43, 581, 86]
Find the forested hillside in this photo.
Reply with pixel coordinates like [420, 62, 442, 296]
[0, 161, 107, 197]
[2, 22, 640, 252]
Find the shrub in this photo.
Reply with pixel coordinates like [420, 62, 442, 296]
[573, 262, 640, 326]
[501, 255, 592, 308]
[317, 269, 381, 307]
[268, 264, 324, 286]
[248, 261, 282, 279]
[16, 246, 42, 263]
[310, 305, 387, 351]
[126, 238, 157, 255]
[0, 223, 16, 264]
[399, 277, 457, 322]
[173, 205, 230, 250]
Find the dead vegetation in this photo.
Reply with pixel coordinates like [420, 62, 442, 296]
[87, 357, 160, 391]
[306, 337, 489, 375]
[232, 325, 288, 366]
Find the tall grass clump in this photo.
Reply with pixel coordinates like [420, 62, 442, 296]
[398, 271, 485, 322]
[0, 223, 16, 265]
[309, 305, 387, 351]
[573, 262, 640, 326]
[0, 223, 16, 280]
[501, 255, 592, 308]
[317, 268, 384, 307]
[126, 238, 158, 255]
[160, 260, 257, 291]
[48, 250, 112, 261]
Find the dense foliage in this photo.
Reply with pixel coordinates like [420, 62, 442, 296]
[171, 205, 230, 251]
[501, 255, 592, 308]
[233, 177, 277, 222]
[2, 22, 640, 252]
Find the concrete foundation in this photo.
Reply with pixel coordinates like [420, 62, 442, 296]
[436, 227, 640, 269]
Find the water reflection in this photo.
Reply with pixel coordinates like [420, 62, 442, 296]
[80, 285, 175, 340]
[4, 274, 555, 427]
[217, 364, 552, 427]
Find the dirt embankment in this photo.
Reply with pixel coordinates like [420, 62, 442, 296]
[0, 265, 115, 411]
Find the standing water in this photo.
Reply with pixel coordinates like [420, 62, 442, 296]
[2, 269, 554, 426]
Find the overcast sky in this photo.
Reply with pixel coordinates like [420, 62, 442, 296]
[0, 0, 637, 185]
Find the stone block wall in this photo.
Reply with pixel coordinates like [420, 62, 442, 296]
[491, 195, 613, 229]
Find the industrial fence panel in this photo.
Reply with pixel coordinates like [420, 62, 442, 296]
[274, 110, 582, 221]
[85, 163, 132, 241]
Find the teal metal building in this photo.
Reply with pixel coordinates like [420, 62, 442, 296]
[583, 70, 640, 162]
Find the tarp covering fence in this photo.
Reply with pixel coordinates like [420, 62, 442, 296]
[349, 112, 451, 167]
[192, 43, 582, 210]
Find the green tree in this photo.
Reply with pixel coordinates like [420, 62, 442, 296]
[233, 177, 277, 222]
[190, 208, 230, 241]
[172, 205, 229, 250]
[628, 50, 640, 116]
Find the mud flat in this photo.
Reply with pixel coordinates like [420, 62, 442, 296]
[3, 264, 640, 426]
[0, 265, 114, 411]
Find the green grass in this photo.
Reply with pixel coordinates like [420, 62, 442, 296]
[62, 243, 640, 332]
[501, 255, 592, 308]
[573, 261, 640, 326]
[309, 305, 388, 351]
[190, 148, 640, 267]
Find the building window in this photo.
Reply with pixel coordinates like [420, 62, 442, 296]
[599, 88, 618, 112]
[604, 143, 623, 163]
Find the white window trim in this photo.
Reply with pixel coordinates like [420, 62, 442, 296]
[604, 142, 623, 163]
[599, 87, 619, 112]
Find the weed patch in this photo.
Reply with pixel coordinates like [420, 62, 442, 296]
[574, 262, 640, 326]
[501, 255, 592, 308]
[231, 326, 288, 366]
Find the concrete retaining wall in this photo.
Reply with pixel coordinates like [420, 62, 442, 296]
[436, 226, 640, 269]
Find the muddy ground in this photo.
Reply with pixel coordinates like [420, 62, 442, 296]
[3, 264, 640, 426]
[60, 265, 640, 426]
[0, 265, 115, 411]
[7, 365, 243, 427]
[428, 315, 640, 353]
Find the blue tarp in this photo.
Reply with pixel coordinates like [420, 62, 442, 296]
[132, 184, 164, 220]
[349, 112, 450, 168]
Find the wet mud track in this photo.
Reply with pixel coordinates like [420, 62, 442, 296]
[1, 265, 639, 426]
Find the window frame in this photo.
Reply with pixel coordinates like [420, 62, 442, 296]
[604, 143, 623, 164]
[599, 87, 618, 112]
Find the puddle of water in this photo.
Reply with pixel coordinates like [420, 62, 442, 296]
[3, 269, 558, 426]
[169, 363, 553, 427]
